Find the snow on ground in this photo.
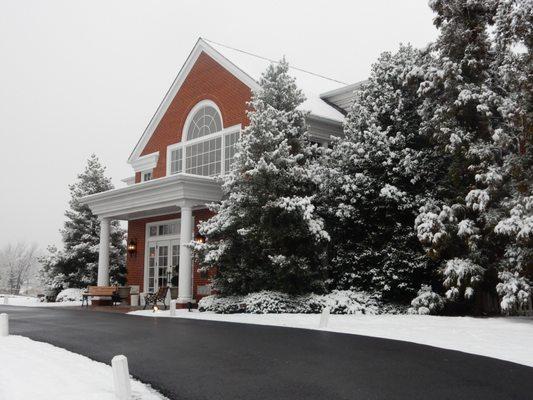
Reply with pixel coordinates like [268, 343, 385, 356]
[129, 309, 533, 368]
[0, 294, 82, 307]
[0, 335, 166, 400]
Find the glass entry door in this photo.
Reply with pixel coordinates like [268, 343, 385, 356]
[147, 239, 180, 293]
[156, 241, 170, 290]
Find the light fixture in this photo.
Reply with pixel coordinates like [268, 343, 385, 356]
[153, 305, 159, 313]
[194, 234, 206, 244]
[127, 239, 137, 256]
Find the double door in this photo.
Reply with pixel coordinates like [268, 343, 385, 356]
[147, 239, 180, 293]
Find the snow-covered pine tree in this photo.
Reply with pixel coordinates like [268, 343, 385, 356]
[414, 0, 532, 313]
[316, 45, 443, 302]
[41, 155, 126, 293]
[491, 0, 533, 314]
[193, 59, 329, 295]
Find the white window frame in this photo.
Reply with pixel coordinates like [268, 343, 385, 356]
[166, 124, 241, 177]
[183, 100, 224, 141]
[141, 170, 153, 182]
[167, 146, 183, 175]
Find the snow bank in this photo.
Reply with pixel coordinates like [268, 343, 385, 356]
[198, 290, 406, 314]
[128, 309, 533, 368]
[0, 335, 166, 400]
[0, 294, 82, 307]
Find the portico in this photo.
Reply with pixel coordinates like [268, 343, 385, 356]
[80, 173, 221, 303]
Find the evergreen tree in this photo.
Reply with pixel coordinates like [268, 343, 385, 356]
[414, 0, 532, 313]
[491, 0, 533, 313]
[317, 45, 444, 301]
[41, 155, 126, 292]
[193, 59, 329, 295]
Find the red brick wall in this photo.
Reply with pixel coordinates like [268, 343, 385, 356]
[126, 208, 215, 299]
[128, 51, 248, 295]
[138, 51, 252, 180]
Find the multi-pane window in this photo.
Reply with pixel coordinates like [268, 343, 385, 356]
[158, 223, 178, 236]
[187, 106, 222, 140]
[148, 222, 179, 237]
[185, 137, 222, 176]
[166, 100, 241, 178]
[171, 245, 179, 267]
[167, 130, 241, 178]
[148, 245, 156, 292]
[142, 171, 152, 182]
[157, 246, 168, 289]
[224, 131, 239, 172]
[170, 148, 182, 174]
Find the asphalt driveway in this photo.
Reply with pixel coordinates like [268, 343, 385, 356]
[1, 305, 531, 400]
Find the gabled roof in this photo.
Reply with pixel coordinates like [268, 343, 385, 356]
[320, 80, 367, 115]
[129, 38, 351, 164]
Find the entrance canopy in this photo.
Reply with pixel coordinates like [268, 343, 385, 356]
[79, 173, 222, 220]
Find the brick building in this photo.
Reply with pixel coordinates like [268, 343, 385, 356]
[81, 38, 358, 304]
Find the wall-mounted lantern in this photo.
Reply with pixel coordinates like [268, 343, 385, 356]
[127, 239, 137, 256]
[194, 234, 206, 244]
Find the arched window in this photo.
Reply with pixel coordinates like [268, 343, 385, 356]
[167, 100, 240, 178]
[186, 104, 222, 140]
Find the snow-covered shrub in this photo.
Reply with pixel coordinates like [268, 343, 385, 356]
[320, 290, 381, 315]
[408, 285, 445, 315]
[198, 295, 245, 314]
[496, 271, 531, 315]
[55, 288, 85, 302]
[198, 290, 405, 315]
[442, 258, 484, 300]
[243, 291, 297, 314]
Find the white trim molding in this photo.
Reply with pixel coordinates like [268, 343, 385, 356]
[130, 152, 159, 173]
[79, 173, 221, 221]
[121, 176, 135, 186]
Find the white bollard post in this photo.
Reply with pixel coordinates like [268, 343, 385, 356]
[0, 313, 8, 337]
[3, 296, 8, 305]
[319, 307, 330, 329]
[170, 300, 176, 317]
[111, 355, 132, 400]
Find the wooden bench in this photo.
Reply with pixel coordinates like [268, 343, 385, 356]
[81, 286, 120, 307]
[143, 286, 169, 310]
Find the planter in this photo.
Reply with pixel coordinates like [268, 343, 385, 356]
[117, 286, 131, 301]
[130, 294, 139, 307]
[170, 287, 179, 300]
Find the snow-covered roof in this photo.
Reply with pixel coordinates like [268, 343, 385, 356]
[128, 38, 353, 164]
[204, 39, 348, 122]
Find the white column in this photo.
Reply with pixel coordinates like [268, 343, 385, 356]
[97, 217, 110, 286]
[177, 204, 193, 303]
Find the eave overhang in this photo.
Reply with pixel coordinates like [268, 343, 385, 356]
[79, 173, 222, 220]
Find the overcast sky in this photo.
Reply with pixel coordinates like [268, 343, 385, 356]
[0, 0, 438, 250]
